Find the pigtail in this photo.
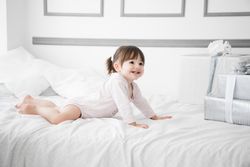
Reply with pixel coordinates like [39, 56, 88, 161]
[106, 57, 115, 75]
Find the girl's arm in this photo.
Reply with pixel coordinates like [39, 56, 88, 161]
[150, 115, 172, 120]
[132, 83, 156, 118]
[133, 83, 172, 120]
[111, 82, 149, 128]
[110, 79, 136, 124]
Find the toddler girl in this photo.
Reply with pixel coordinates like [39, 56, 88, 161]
[16, 46, 172, 128]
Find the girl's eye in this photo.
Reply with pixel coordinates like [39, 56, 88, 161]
[139, 62, 144, 66]
[129, 61, 134, 64]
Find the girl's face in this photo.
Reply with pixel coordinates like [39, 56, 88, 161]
[114, 56, 144, 83]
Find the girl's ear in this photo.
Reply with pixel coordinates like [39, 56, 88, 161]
[113, 62, 121, 72]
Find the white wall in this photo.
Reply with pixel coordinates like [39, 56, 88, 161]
[7, 0, 25, 50]
[21, 0, 250, 39]
[0, 0, 7, 54]
[6, 0, 250, 103]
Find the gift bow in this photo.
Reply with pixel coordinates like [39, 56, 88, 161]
[208, 40, 232, 56]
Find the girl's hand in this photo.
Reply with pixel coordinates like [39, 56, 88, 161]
[150, 115, 172, 120]
[129, 122, 149, 129]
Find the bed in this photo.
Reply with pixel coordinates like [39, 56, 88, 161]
[1, 94, 250, 167]
[1, 47, 250, 167]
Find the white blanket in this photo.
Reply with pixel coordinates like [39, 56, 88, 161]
[0, 95, 250, 167]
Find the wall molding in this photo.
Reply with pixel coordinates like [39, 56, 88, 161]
[121, 0, 185, 17]
[33, 37, 250, 48]
[204, 0, 250, 17]
[44, 0, 104, 17]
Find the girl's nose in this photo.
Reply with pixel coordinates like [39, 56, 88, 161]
[135, 64, 140, 69]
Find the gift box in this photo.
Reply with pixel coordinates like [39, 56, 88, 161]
[208, 54, 250, 96]
[205, 41, 250, 125]
[204, 96, 250, 126]
[213, 74, 250, 100]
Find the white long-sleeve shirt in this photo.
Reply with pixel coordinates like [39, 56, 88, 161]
[66, 73, 155, 123]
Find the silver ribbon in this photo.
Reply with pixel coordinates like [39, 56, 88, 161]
[224, 75, 236, 123]
[207, 54, 221, 95]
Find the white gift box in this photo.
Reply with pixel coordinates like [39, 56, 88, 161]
[205, 74, 250, 125]
[205, 43, 250, 125]
[213, 74, 250, 100]
[204, 96, 250, 126]
[209, 54, 250, 96]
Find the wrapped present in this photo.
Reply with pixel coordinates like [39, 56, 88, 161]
[205, 74, 250, 126]
[205, 40, 250, 125]
[213, 74, 250, 100]
[207, 54, 250, 96]
[204, 96, 250, 126]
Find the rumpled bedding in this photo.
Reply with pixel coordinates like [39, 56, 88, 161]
[0, 95, 250, 167]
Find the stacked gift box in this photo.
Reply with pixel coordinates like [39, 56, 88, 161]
[204, 41, 250, 126]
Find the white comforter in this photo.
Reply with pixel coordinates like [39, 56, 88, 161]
[0, 95, 250, 167]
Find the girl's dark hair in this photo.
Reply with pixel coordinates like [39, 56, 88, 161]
[106, 45, 145, 75]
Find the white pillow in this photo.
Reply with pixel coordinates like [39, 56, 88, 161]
[0, 84, 13, 96]
[0, 47, 106, 98]
[5, 74, 50, 98]
[0, 47, 34, 83]
[44, 67, 105, 98]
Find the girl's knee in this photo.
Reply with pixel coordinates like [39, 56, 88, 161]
[50, 116, 65, 124]
[49, 113, 78, 124]
[49, 107, 81, 124]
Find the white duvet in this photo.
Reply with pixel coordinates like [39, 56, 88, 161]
[0, 95, 250, 167]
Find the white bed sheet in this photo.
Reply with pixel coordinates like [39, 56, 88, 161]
[0, 95, 250, 167]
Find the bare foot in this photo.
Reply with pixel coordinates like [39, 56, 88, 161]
[18, 103, 38, 115]
[15, 95, 34, 109]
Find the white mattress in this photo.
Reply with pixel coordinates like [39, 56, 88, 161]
[0, 95, 250, 167]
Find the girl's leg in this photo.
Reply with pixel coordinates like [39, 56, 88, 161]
[16, 95, 57, 108]
[36, 105, 81, 124]
[17, 95, 81, 124]
[19, 104, 81, 124]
